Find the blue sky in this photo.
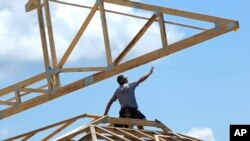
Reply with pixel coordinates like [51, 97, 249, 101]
[0, 0, 249, 141]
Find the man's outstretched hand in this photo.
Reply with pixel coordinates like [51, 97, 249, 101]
[149, 66, 154, 75]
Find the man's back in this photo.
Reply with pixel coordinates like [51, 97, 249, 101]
[112, 82, 139, 108]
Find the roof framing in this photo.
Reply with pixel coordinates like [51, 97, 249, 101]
[0, 0, 239, 120]
[3, 114, 202, 141]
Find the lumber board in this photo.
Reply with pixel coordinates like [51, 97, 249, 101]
[44, 0, 57, 68]
[99, 0, 113, 65]
[116, 128, 144, 141]
[61, 67, 106, 72]
[20, 88, 47, 93]
[158, 13, 168, 48]
[37, 0, 53, 90]
[96, 132, 115, 141]
[25, 0, 37, 12]
[105, 0, 234, 23]
[3, 114, 85, 141]
[50, 0, 206, 31]
[90, 125, 98, 141]
[15, 90, 22, 104]
[41, 120, 74, 141]
[96, 126, 130, 141]
[54, 115, 108, 140]
[44, 0, 61, 87]
[0, 100, 16, 106]
[7, 84, 47, 102]
[113, 13, 158, 66]
[0, 73, 46, 97]
[57, 2, 99, 68]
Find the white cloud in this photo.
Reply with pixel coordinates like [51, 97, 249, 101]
[0, 1, 43, 63]
[0, 129, 8, 136]
[184, 127, 216, 141]
[0, 0, 184, 80]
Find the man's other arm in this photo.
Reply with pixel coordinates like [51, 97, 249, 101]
[104, 99, 114, 115]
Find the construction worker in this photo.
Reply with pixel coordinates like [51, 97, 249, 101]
[104, 67, 154, 128]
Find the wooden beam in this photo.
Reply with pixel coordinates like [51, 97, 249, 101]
[41, 120, 75, 141]
[55, 115, 108, 140]
[105, 0, 234, 23]
[108, 117, 171, 132]
[90, 125, 98, 141]
[57, 2, 99, 68]
[15, 89, 22, 104]
[154, 135, 161, 141]
[22, 133, 36, 141]
[0, 73, 46, 97]
[96, 126, 163, 139]
[44, 0, 57, 69]
[55, 124, 90, 140]
[153, 133, 168, 141]
[113, 13, 158, 66]
[37, 0, 53, 91]
[77, 132, 91, 141]
[96, 126, 130, 141]
[3, 114, 87, 141]
[61, 67, 106, 72]
[0, 100, 16, 106]
[96, 132, 115, 141]
[90, 115, 109, 125]
[7, 84, 47, 102]
[85, 114, 103, 119]
[155, 136, 168, 141]
[158, 13, 168, 48]
[25, 0, 37, 12]
[20, 88, 48, 94]
[99, 0, 113, 65]
[116, 128, 144, 141]
[44, 0, 61, 87]
[135, 130, 154, 140]
[50, 0, 207, 31]
[58, 127, 90, 140]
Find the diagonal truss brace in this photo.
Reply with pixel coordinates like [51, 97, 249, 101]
[0, 0, 239, 120]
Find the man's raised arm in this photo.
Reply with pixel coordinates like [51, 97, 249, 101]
[138, 67, 154, 84]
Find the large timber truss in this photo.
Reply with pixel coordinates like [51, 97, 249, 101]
[0, 0, 239, 120]
[4, 114, 202, 141]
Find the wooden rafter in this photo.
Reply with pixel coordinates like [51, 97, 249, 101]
[25, 0, 37, 12]
[57, 2, 99, 68]
[99, 0, 113, 65]
[37, 0, 53, 91]
[0, 0, 239, 120]
[3, 114, 202, 141]
[50, 0, 207, 31]
[113, 13, 158, 66]
[44, 0, 61, 87]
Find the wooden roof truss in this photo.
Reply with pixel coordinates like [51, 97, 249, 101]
[0, 0, 239, 120]
[3, 114, 202, 141]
